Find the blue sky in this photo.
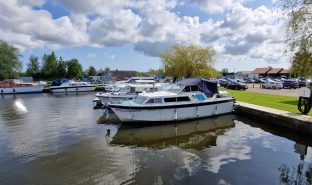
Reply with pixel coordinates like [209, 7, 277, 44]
[1, 0, 289, 72]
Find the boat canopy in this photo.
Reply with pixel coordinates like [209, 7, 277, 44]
[176, 78, 218, 97]
[51, 78, 68, 86]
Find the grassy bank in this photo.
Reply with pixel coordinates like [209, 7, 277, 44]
[223, 89, 311, 116]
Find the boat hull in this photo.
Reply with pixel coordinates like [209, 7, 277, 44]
[50, 86, 96, 93]
[0, 86, 43, 94]
[110, 99, 235, 122]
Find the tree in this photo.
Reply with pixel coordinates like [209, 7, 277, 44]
[221, 68, 229, 76]
[67, 58, 83, 79]
[160, 44, 217, 78]
[290, 43, 312, 77]
[88, 66, 97, 76]
[26, 55, 40, 79]
[0, 40, 22, 80]
[57, 57, 67, 78]
[41, 52, 58, 80]
[283, 0, 312, 52]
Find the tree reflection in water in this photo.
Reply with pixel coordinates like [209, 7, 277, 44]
[279, 143, 312, 185]
[279, 163, 312, 185]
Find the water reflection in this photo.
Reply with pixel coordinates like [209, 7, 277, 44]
[279, 163, 312, 185]
[112, 115, 235, 150]
[1, 93, 312, 185]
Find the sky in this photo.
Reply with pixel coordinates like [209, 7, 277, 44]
[0, 0, 290, 72]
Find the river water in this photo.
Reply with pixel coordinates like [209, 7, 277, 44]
[0, 93, 311, 185]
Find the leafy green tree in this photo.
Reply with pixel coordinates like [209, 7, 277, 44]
[221, 68, 229, 76]
[88, 66, 97, 76]
[161, 44, 217, 78]
[0, 40, 22, 80]
[57, 57, 67, 78]
[136, 71, 146, 77]
[283, 0, 312, 52]
[26, 55, 40, 79]
[67, 58, 83, 79]
[290, 44, 312, 77]
[41, 52, 58, 80]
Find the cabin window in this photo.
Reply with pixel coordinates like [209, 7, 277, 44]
[183, 86, 191, 92]
[146, 98, 162, 104]
[190, 86, 200, 91]
[177, 96, 191, 102]
[146, 99, 154, 104]
[164, 97, 176, 102]
[132, 97, 147, 104]
[154, 98, 162, 103]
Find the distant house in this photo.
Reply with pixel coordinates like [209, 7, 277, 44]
[267, 68, 283, 77]
[250, 67, 290, 78]
[110, 70, 137, 81]
[251, 67, 272, 78]
[89, 72, 117, 84]
[279, 69, 290, 77]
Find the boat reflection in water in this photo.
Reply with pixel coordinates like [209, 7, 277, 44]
[111, 114, 236, 149]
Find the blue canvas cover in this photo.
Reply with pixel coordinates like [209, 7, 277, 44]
[176, 78, 218, 97]
[51, 78, 68, 86]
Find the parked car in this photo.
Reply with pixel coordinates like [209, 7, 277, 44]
[282, 80, 299, 89]
[245, 78, 255, 83]
[296, 78, 306, 87]
[261, 81, 283, 89]
[219, 79, 248, 90]
[259, 78, 267, 83]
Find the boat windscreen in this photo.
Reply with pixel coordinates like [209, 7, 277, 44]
[132, 97, 147, 104]
[164, 84, 184, 93]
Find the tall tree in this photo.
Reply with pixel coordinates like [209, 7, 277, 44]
[160, 44, 217, 78]
[221, 68, 229, 76]
[41, 52, 58, 80]
[26, 55, 40, 79]
[283, 0, 312, 52]
[57, 57, 67, 78]
[290, 44, 312, 77]
[88, 66, 97, 76]
[0, 40, 22, 80]
[67, 58, 83, 79]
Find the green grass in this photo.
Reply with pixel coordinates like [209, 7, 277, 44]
[222, 89, 311, 116]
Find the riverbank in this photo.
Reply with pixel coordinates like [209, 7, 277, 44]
[224, 88, 311, 115]
[235, 101, 312, 135]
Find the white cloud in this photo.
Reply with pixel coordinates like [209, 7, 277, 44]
[187, 0, 245, 13]
[0, 0, 289, 70]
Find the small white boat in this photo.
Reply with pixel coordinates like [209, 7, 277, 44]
[50, 78, 96, 93]
[96, 83, 164, 105]
[0, 79, 43, 94]
[108, 78, 235, 122]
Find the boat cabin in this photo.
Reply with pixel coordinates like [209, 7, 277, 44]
[0, 79, 35, 88]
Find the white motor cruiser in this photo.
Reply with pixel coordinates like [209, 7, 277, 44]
[96, 83, 164, 106]
[50, 78, 96, 93]
[108, 78, 235, 122]
[0, 79, 43, 94]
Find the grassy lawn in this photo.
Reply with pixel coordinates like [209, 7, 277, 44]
[223, 89, 311, 116]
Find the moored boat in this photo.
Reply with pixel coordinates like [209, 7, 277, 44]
[50, 78, 96, 93]
[108, 78, 235, 122]
[0, 79, 43, 94]
[96, 83, 164, 106]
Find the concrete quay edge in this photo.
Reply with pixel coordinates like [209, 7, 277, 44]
[234, 101, 312, 135]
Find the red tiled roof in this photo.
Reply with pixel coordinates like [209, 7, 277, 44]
[268, 68, 283, 74]
[279, 69, 290, 74]
[252, 68, 271, 74]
